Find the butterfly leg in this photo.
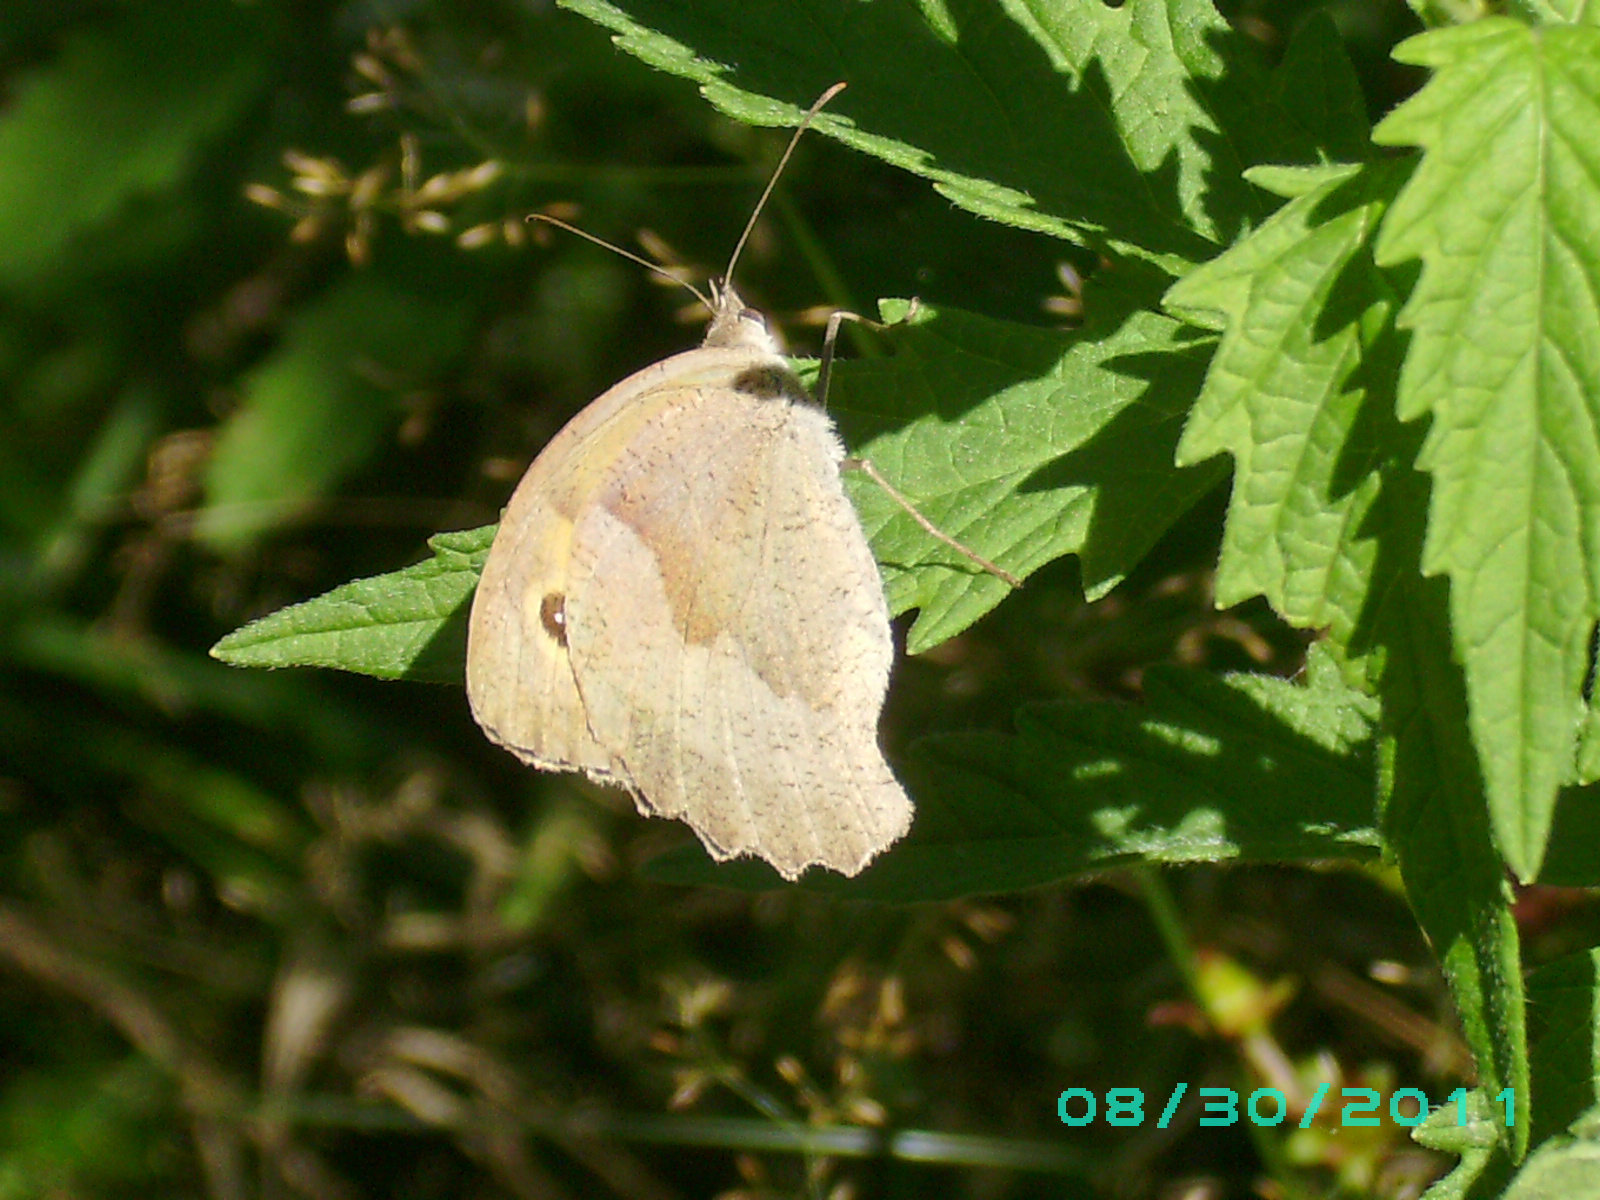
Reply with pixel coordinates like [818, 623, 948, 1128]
[841, 456, 1021, 589]
[819, 300, 1018, 589]
[815, 298, 923, 413]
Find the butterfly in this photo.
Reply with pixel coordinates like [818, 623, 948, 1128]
[465, 86, 913, 880]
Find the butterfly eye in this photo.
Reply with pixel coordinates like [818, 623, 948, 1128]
[739, 307, 768, 330]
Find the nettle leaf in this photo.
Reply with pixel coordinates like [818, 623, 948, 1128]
[1164, 159, 1410, 649]
[209, 528, 492, 684]
[1541, 778, 1600, 886]
[1373, 19, 1600, 882]
[0, 0, 269, 290]
[1501, 1103, 1600, 1200]
[1527, 949, 1600, 1149]
[198, 277, 474, 553]
[1379, 562, 1530, 1158]
[558, 0, 1341, 269]
[1171, 152, 1533, 1129]
[832, 296, 1221, 652]
[1267, 13, 1371, 165]
[1168, 143, 1533, 1143]
[645, 648, 1382, 900]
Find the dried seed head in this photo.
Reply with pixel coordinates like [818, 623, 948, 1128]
[412, 173, 457, 206]
[346, 92, 392, 115]
[352, 53, 390, 86]
[350, 166, 389, 210]
[456, 223, 498, 250]
[460, 160, 503, 191]
[243, 183, 285, 209]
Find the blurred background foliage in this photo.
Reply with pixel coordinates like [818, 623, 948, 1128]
[0, 0, 1559, 1197]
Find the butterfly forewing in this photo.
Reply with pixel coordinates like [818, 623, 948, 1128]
[466, 351, 726, 777]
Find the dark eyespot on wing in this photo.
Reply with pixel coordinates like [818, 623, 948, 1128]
[540, 592, 568, 645]
[731, 364, 810, 405]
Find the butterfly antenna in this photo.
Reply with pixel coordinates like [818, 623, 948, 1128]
[525, 212, 712, 310]
[722, 82, 847, 287]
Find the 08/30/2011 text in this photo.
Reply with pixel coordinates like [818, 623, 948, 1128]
[1057, 1084, 1514, 1129]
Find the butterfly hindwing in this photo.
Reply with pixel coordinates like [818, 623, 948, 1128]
[563, 380, 910, 880]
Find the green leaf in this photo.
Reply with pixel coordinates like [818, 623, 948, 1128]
[0, 0, 268, 290]
[1540, 780, 1600, 886]
[1373, 19, 1600, 881]
[1576, 703, 1600, 786]
[1268, 13, 1372, 165]
[1512, 0, 1600, 27]
[1165, 159, 1409, 651]
[644, 649, 1382, 899]
[209, 527, 492, 683]
[558, 0, 1333, 269]
[1413, 1089, 1514, 1200]
[1527, 949, 1600, 1148]
[1378, 559, 1529, 1159]
[29, 382, 162, 595]
[836, 292, 1221, 652]
[1158, 113, 1532, 1144]
[1501, 1103, 1600, 1200]
[197, 277, 474, 553]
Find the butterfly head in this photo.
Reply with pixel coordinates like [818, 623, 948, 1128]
[702, 278, 782, 355]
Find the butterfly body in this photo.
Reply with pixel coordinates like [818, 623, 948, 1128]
[466, 284, 912, 879]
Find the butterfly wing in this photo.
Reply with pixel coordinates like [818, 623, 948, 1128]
[562, 378, 911, 879]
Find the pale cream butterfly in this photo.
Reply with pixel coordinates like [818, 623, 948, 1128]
[467, 84, 1011, 879]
